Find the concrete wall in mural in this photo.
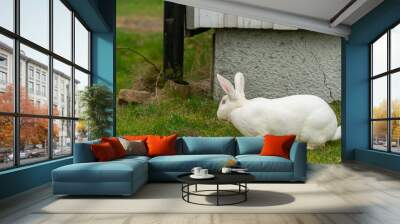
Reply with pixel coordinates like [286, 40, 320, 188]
[213, 29, 341, 103]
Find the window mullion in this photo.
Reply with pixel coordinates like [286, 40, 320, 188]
[48, 0, 54, 160]
[388, 30, 392, 153]
[71, 10, 76, 155]
[13, 0, 20, 167]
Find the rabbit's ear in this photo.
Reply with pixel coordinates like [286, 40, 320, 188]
[234, 72, 245, 98]
[217, 74, 235, 97]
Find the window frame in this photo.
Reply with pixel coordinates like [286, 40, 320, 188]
[0, 0, 92, 171]
[370, 21, 400, 154]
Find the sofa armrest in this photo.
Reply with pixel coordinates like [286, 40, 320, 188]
[289, 141, 307, 181]
[73, 140, 100, 163]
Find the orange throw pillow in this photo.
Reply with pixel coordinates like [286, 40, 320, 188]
[91, 142, 117, 162]
[124, 135, 148, 141]
[146, 135, 177, 157]
[260, 135, 296, 159]
[101, 137, 127, 158]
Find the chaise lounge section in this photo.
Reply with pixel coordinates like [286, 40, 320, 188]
[52, 136, 307, 196]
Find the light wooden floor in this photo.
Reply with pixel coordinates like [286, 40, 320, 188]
[1, 162, 400, 224]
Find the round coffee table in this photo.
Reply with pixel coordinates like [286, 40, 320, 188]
[177, 173, 255, 206]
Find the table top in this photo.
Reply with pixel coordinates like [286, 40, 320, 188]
[177, 172, 255, 185]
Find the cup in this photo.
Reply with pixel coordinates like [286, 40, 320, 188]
[200, 169, 208, 176]
[221, 167, 232, 174]
[191, 167, 202, 176]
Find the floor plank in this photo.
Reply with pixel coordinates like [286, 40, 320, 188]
[1, 163, 400, 224]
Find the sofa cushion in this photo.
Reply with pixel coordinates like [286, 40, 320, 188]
[116, 155, 150, 163]
[124, 135, 148, 141]
[260, 135, 296, 159]
[74, 139, 100, 163]
[53, 158, 147, 183]
[236, 155, 293, 172]
[119, 138, 147, 156]
[149, 154, 235, 172]
[101, 137, 127, 158]
[91, 142, 118, 161]
[179, 137, 235, 155]
[236, 137, 263, 155]
[147, 135, 177, 157]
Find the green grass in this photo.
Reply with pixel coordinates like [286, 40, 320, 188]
[117, 96, 241, 136]
[308, 101, 341, 164]
[308, 140, 341, 164]
[116, 0, 342, 164]
[117, 0, 163, 17]
[116, 29, 163, 92]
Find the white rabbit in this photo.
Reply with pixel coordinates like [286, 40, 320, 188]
[216, 72, 341, 146]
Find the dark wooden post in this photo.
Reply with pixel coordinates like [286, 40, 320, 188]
[163, 2, 185, 82]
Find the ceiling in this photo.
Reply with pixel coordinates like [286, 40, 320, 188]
[166, 0, 384, 37]
[226, 0, 352, 22]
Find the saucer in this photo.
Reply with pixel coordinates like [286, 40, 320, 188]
[190, 174, 215, 179]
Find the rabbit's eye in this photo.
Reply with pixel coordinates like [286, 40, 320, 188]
[221, 99, 226, 104]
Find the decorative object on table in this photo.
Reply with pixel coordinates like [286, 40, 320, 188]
[189, 173, 215, 179]
[225, 159, 238, 168]
[216, 72, 341, 146]
[79, 84, 113, 140]
[190, 167, 214, 179]
[222, 167, 248, 174]
[221, 167, 232, 173]
[191, 167, 202, 176]
[177, 173, 255, 206]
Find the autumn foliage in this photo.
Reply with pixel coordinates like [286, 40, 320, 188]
[372, 99, 400, 142]
[0, 85, 59, 151]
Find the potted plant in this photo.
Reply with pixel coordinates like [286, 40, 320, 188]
[79, 84, 113, 140]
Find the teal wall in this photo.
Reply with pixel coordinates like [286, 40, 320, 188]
[0, 158, 72, 199]
[343, 0, 400, 171]
[0, 0, 116, 200]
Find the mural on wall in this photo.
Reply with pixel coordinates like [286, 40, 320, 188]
[213, 29, 341, 103]
[216, 72, 341, 146]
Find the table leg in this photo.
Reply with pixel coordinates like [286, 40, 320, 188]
[245, 183, 247, 201]
[217, 184, 219, 206]
[187, 184, 190, 202]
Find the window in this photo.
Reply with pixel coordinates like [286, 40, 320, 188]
[53, 0, 72, 60]
[35, 84, 40, 95]
[0, 0, 14, 32]
[74, 18, 90, 70]
[28, 81, 34, 94]
[0, 55, 7, 67]
[35, 70, 41, 81]
[0, 1, 91, 170]
[0, 34, 13, 113]
[20, 0, 49, 48]
[74, 69, 89, 118]
[371, 23, 400, 154]
[28, 67, 34, 80]
[0, 54, 8, 89]
[41, 85, 46, 97]
[0, 116, 14, 170]
[53, 59, 72, 117]
[0, 71, 6, 85]
[53, 120, 72, 158]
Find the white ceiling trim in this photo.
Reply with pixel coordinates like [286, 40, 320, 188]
[166, 0, 351, 37]
[330, 0, 369, 27]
